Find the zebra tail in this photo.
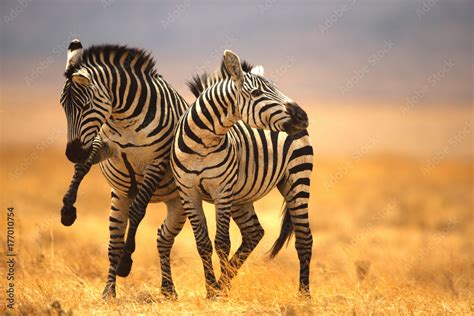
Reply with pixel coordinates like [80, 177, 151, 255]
[269, 203, 293, 259]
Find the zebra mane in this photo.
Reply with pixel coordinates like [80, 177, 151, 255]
[187, 60, 254, 98]
[64, 44, 159, 79]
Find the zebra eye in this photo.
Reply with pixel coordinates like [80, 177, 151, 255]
[251, 89, 264, 98]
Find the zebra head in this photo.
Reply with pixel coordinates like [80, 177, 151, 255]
[60, 39, 112, 163]
[223, 50, 309, 135]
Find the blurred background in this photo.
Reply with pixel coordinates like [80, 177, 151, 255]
[1, 0, 472, 154]
[0, 0, 472, 314]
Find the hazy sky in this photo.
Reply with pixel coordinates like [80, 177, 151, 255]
[0, 0, 472, 107]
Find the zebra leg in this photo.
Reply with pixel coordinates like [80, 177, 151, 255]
[102, 190, 130, 299]
[116, 164, 165, 277]
[180, 190, 219, 299]
[279, 176, 313, 296]
[218, 203, 264, 291]
[287, 198, 312, 296]
[214, 201, 232, 289]
[61, 135, 103, 226]
[157, 197, 186, 299]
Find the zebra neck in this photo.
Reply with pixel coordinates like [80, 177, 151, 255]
[203, 79, 240, 134]
[181, 96, 237, 153]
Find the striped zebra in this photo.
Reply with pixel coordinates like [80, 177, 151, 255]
[171, 50, 314, 297]
[59, 39, 190, 299]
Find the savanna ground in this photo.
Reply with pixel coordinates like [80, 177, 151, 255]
[0, 145, 472, 315]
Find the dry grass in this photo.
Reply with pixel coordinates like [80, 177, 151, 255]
[0, 147, 472, 315]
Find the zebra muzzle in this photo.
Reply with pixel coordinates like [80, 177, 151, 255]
[284, 102, 309, 135]
[65, 139, 92, 163]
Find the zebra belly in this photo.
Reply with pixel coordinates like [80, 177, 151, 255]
[197, 152, 288, 205]
[99, 129, 180, 203]
[99, 158, 179, 203]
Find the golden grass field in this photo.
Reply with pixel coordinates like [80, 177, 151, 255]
[0, 144, 472, 315]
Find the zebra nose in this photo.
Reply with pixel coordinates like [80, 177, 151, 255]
[65, 140, 90, 163]
[287, 102, 309, 129]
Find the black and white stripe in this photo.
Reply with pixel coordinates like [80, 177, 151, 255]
[59, 40, 189, 298]
[171, 50, 314, 297]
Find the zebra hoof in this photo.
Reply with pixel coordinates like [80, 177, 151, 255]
[217, 277, 231, 293]
[216, 284, 230, 298]
[102, 284, 116, 300]
[298, 287, 311, 300]
[116, 255, 133, 277]
[205, 283, 221, 300]
[61, 205, 77, 226]
[161, 279, 177, 299]
[161, 287, 178, 300]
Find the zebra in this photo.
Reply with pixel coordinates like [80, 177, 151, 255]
[59, 39, 191, 299]
[171, 50, 314, 298]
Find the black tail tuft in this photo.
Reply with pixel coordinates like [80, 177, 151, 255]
[269, 203, 293, 259]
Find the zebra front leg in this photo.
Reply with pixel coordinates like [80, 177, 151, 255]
[180, 190, 219, 299]
[214, 200, 232, 293]
[157, 197, 187, 299]
[218, 203, 264, 291]
[61, 135, 103, 226]
[116, 163, 165, 277]
[102, 190, 130, 299]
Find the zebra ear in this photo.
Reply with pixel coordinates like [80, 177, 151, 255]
[223, 50, 243, 87]
[250, 65, 264, 77]
[65, 39, 83, 72]
[71, 70, 91, 86]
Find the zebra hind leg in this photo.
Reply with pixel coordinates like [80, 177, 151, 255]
[157, 197, 187, 299]
[102, 190, 130, 299]
[276, 173, 313, 297]
[218, 203, 264, 292]
[270, 134, 313, 297]
[287, 196, 312, 296]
